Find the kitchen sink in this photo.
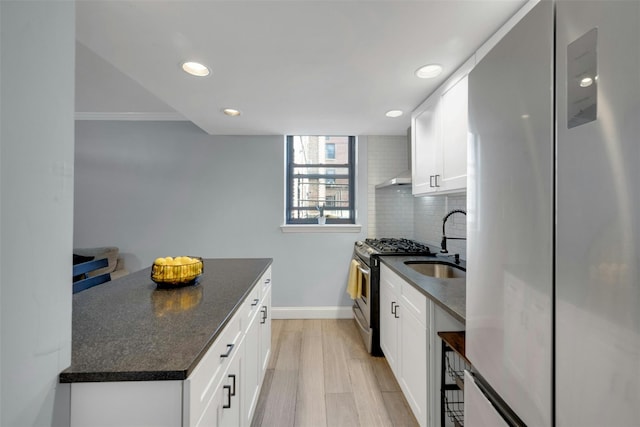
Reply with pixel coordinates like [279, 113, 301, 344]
[404, 261, 466, 279]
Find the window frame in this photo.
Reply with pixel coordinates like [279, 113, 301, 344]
[285, 135, 356, 225]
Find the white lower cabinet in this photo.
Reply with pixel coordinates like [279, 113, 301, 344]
[242, 271, 271, 427]
[243, 301, 261, 426]
[217, 351, 242, 427]
[196, 339, 242, 427]
[190, 267, 271, 427]
[380, 264, 429, 427]
[186, 310, 243, 427]
[379, 270, 400, 374]
[259, 284, 272, 375]
[399, 304, 429, 425]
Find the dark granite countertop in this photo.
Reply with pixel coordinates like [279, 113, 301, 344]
[379, 255, 466, 324]
[60, 258, 272, 383]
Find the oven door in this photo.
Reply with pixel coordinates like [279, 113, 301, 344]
[352, 255, 372, 352]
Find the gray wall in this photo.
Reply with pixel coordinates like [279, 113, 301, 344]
[1, 1, 74, 425]
[74, 121, 368, 308]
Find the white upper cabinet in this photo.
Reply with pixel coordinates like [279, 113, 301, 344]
[412, 95, 440, 195]
[412, 57, 475, 196]
[440, 75, 469, 192]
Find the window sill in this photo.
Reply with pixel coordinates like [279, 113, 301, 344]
[280, 224, 362, 233]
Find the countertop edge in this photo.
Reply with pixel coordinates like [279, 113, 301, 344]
[59, 370, 188, 383]
[379, 256, 466, 324]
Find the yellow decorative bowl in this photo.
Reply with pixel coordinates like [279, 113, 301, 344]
[151, 256, 203, 288]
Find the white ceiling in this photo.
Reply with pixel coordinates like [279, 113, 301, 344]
[75, 0, 526, 136]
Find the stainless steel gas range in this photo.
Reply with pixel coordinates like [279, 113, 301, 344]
[351, 238, 434, 355]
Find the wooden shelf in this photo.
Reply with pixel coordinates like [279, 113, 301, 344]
[437, 331, 470, 365]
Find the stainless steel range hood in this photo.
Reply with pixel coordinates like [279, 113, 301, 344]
[375, 128, 412, 189]
[375, 170, 412, 188]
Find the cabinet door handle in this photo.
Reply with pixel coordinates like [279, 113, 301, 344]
[392, 302, 400, 318]
[228, 374, 236, 396]
[435, 174, 441, 187]
[264, 278, 271, 284]
[223, 385, 232, 409]
[391, 301, 396, 314]
[429, 175, 435, 187]
[260, 306, 268, 324]
[251, 298, 259, 306]
[220, 343, 234, 358]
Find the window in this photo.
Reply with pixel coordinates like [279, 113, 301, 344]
[325, 143, 336, 159]
[286, 135, 355, 224]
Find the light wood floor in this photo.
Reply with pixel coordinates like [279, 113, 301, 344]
[251, 319, 419, 427]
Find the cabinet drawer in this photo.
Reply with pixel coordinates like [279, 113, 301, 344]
[185, 311, 242, 427]
[260, 267, 272, 294]
[400, 281, 428, 327]
[380, 264, 401, 293]
[242, 283, 262, 332]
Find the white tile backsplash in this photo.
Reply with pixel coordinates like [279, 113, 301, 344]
[414, 193, 467, 259]
[374, 187, 414, 238]
[414, 195, 446, 246]
[367, 135, 413, 238]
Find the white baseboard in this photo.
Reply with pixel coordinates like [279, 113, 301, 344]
[271, 306, 353, 319]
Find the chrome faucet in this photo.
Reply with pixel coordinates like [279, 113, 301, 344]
[441, 209, 467, 257]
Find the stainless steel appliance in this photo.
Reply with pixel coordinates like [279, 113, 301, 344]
[352, 238, 434, 355]
[466, 1, 640, 425]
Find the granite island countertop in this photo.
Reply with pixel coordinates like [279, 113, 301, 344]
[379, 255, 465, 324]
[60, 258, 272, 383]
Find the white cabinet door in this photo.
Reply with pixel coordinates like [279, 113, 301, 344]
[242, 309, 261, 427]
[379, 271, 399, 374]
[197, 387, 219, 427]
[412, 94, 440, 196]
[217, 351, 242, 427]
[243, 269, 271, 427]
[197, 337, 243, 427]
[259, 284, 272, 376]
[399, 306, 429, 427]
[440, 75, 469, 193]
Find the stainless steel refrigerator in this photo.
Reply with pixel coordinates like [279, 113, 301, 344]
[465, 0, 640, 426]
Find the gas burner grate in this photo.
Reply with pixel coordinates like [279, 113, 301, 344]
[364, 238, 433, 254]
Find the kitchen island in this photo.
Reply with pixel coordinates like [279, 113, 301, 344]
[60, 258, 273, 427]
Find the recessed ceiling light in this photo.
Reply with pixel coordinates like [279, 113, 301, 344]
[385, 110, 403, 118]
[580, 76, 593, 87]
[223, 108, 241, 117]
[415, 64, 443, 79]
[181, 61, 210, 77]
